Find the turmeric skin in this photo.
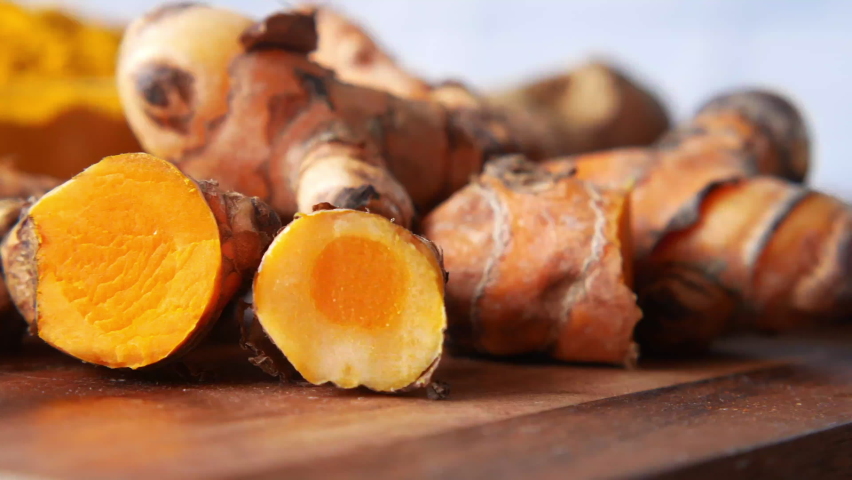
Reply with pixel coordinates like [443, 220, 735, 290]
[0, 198, 26, 351]
[0, 153, 281, 368]
[119, 6, 576, 227]
[296, 4, 432, 101]
[422, 157, 639, 366]
[541, 89, 830, 353]
[253, 205, 447, 392]
[489, 61, 671, 155]
[637, 177, 852, 353]
[546, 89, 809, 264]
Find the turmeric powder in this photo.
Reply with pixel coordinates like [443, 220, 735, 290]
[299, 4, 669, 155]
[0, 1, 139, 179]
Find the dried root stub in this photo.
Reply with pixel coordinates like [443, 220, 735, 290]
[637, 177, 852, 353]
[0, 153, 281, 368]
[551, 88, 811, 263]
[422, 157, 640, 366]
[488, 61, 671, 155]
[118, 5, 562, 228]
[0, 198, 27, 351]
[253, 206, 447, 392]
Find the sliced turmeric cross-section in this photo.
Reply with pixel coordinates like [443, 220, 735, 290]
[253, 207, 447, 392]
[0, 153, 280, 369]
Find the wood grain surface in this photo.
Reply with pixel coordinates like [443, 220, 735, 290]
[0, 328, 849, 480]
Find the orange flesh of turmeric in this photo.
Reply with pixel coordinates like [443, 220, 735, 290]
[30, 154, 221, 368]
[310, 236, 406, 330]
[254, 209, 445, 392]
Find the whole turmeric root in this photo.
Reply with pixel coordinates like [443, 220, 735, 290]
[299, 5, 670, 155]
[489, 61, 671, 155]
[0, 153, 281, 368]
[637, 177, 852, 353]
[542, 90, 829, 352]
[296, 4, 432, 101]
[549, 89, 810, 264]
[118, 6, 558, 228]
[253, 206, 447, 392]
[422, 157, 640, 366]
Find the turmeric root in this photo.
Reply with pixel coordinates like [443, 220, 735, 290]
[0, 198, 26, 351]
[0, 162, 59, 198]
[542, 89, 827, 352]
[296, 4, 432, 100]
[300, 5, 668, 155]
[0, 153, 281, 368]
[549, 89, 810, 263]
[488, 61, 671, 154]
[253, 205, 446, 392]
[118, 6, 568, 227]
[636, 177, 852, 353]
[422, 157, 640, 366]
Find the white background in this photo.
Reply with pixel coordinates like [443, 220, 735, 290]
[22, 0, 852, 199]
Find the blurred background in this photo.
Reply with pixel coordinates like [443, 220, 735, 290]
[9, 0, 852, 197]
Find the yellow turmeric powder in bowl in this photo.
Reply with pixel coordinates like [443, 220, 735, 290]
[0, 1, 139, 179]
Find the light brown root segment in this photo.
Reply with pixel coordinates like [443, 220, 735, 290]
[253, 207, 446, 392]
[0, 153, 281, 368]
[0, 163, 60, 199]
[636, 177, 852, 353]
[422, 157, 640, 366]
[488, 62, 671, 155]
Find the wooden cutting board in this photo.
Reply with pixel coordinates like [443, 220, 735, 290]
[0, 327, 849, 480]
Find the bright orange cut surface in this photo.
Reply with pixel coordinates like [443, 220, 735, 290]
[30, 153, 222, 369]
[254, 209, 446, 391]
[311, 236, 405, 330]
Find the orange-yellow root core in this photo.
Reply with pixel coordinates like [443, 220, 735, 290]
[311, 236, 406, 330]
[29, 154, 222, 368]
[254, 208, 446, 392]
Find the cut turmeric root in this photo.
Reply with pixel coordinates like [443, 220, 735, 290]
[422, 157, 640, 366]
[253, 206, 446, 392]
[0, 153, 280, 368]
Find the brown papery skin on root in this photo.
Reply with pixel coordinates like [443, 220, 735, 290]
[118, 7, 563, 228]
[545, 89, 811, 266]
[297, 4, 432, 101]
[0, 198, 27, 351]
[0, 153, 281, 368]
[422, 156, 640, 366]
[636, 177, 852, 354]
[488, 62, 671, 155]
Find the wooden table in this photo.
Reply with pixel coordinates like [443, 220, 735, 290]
[0, 328, 850, 480]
